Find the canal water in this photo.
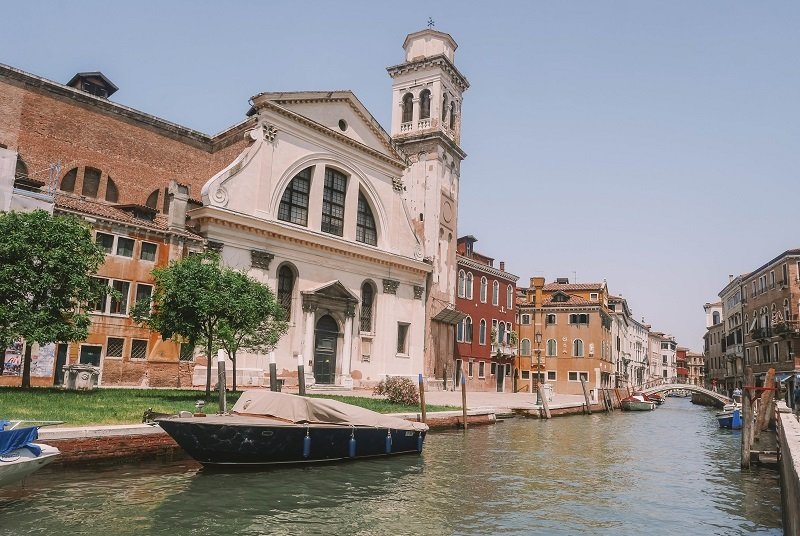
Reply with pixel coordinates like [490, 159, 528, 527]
[0, 398, 782, 535]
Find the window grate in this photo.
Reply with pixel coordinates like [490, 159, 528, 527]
[131, 339, 148, 360]
[106, 337, 124, 358]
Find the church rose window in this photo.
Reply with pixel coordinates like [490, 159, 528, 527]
[278, 167, 312, 226]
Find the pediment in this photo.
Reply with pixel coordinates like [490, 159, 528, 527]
[250, 91, 405, 164]
[302, 280, 359, 303]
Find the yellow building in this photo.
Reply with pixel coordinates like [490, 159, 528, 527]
[516, 277, 614, 400]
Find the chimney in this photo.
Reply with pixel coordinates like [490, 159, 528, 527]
[499, 261, 505, 272]
[166, 180, 189, 231]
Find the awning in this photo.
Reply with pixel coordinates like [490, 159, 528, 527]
[777, 372, 800, 383]
[432, 307, 468, 325]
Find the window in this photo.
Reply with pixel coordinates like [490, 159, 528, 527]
[478, 361, 485, 378]
[397, 323, 409, 355]
[419, 89, 431, 119]
[449, 101, 456, 129]
[467, 361, 474, 377]
[568, 371, 589, 382]
[106, 337, 124, 358]
[480, 277, 487, 303]
[116, 237, 135, 257]
[521, 314, 531, 325]
[479, 319, 486, 345]
[492, 280, 499, 306]
[96, 232, 114, 253]
[90, 277, 110, 312]
[146, 189, 160, 210]
[277, 265, 295, 321]
[521, 370, 530, 380]
[134, 283, 153, 312]
[662, 370, 668, 378]
[465, 317, 473, 343]
[507, 285, 513, 309]
[520, 338, 531, 356]
[356, 193, 377, 246]
[466, 273, 473, 300]
[321, 168, 347, 236]
[547, 371, 556, 381]
[105, 177, 118, 202]
[458, 270, 466, 298]
[569, 313, 589, 325]
[360, 282, 374, 333]
[573, 339, 584, 357]
[82, 167, 101, 198]
[457, 318, 464, 342]
[140, 242, 157, 262]
[662, 355, 668, 365]
[131, 339, 148, 360]
[590, 292, 599, 301]
[441, 94, 448, 121]
[546, 314, 556, 325]
[278, 167, 311, 226]
[60, 168, 77, 192]
[179, 343, 195, 361]
[547, 338, 557, 356]
[402, 93, 413, 123]
[110, 280, 131, 315]
[491, 363, 497, 375]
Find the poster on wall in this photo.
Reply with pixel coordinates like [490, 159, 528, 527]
[31, 343, 55, 378]
[3, 340, 23, 376]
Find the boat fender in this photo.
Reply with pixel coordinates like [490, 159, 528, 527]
[348, 428, 357, 459]
[303, 427, 311, 459]
[416, 432, 423, 453]
[385, 429, 392, 454]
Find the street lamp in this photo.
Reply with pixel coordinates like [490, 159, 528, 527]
[534, 331, 543, 403]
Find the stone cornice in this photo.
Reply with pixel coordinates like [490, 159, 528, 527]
[252, 99, 407, 170]
[0, 63, 253, 152]
[386, 54, 470, 92]
[392, 130, 467, 161]
[188, 206, 431, 276]
[53, 206, 204, 243]
[457, 255, 518, 283]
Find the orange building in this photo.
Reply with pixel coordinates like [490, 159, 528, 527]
[516, 277, 614, 400]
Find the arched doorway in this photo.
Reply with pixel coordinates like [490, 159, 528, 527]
[314, 315, 339, 384]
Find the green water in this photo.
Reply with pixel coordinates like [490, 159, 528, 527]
[0, 398, 782, 535]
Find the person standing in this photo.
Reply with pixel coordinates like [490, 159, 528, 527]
[793, 382, 800, 416]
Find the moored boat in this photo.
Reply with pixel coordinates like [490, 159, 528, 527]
[157, 390, 428, 466]
[0, 421, 61, 487]
[716, 403, 742, 429]
[620, 394, 656, 411]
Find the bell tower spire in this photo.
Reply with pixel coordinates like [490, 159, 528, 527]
[388, 29, 469, 386]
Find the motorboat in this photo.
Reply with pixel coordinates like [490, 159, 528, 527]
[620, 394, 656, 411]
[156, 390, 429, 466]
[0, 421, 61, 487]
[716, 402, 742, 430]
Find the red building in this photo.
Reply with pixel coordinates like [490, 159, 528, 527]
[455, 236, 518, 392]
[676, 346, 689, 383]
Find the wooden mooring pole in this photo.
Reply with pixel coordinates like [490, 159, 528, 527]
[297, 354, 306, 397]
[754, 368, 775, 438]
[418, 373, 427, 424]
[741, 367, 754, 468]
[461, 372, 468, 430]
[580, 378, 592, 415]
[537, 384, 551, 419]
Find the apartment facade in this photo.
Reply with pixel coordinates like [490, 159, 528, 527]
[703, 301, 725, 391]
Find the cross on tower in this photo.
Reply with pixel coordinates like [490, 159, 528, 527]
[427, 17, 435, 29]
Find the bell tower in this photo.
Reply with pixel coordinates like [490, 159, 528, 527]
[388, 29, 469, 387]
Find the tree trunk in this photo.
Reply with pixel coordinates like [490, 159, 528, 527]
[0, 349, 5, 376]
[205, 339, 212, 396]
[232, 351, 237, 392]
[21, 341, 33, 388]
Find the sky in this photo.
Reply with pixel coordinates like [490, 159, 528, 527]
[2, 1, 798, 352]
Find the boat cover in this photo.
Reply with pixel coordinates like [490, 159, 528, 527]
[231, 391, 428, 432]
[0, 426, 42, 457]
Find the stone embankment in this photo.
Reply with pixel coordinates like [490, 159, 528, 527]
[776, 401, 800, 536]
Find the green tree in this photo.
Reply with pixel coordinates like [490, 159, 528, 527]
[0, 210, 106, 387]
[215, 269, 288, 392]
[132, 252, 230, 396]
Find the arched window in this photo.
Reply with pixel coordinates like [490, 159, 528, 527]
[278, 167, 312, 226]
[465, 272, 473, 300]
[547, 339, 557, 356]
[449, 101, 456, 129]
[105, 177, 119, 202]
[360, 282, 375, 333]
[82, 167, 101, 198]
[507, 285, 513, 309]
[321, 168, 347, 236]
[784, 299, 790, 322]
[419, 89, 431, 120]
[441, 94, 448, 121]
[492, 280, 499, 306]
[277, 264, 296, 321]
[356, 192, 377, 246]
[402, 93, 413, 123]
[479, 319, 486, 345]
[498, 322, 506, 343]
[480, 277, 487, 303]
[457, 318, 464, 342]
[573, 339, 584, 357]
[712, 311, 720, 325]
[60, 168, 77, 192]
[520, 338, 531, 356]
[465, 316, 473, 343]
[457, 270, 466, 298]
[146, 189, 159, 210]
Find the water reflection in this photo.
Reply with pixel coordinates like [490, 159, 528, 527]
[0, 398, 782, 535]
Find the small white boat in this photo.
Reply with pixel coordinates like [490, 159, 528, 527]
[0, 421, 61, 487]
[620, 394, 656, 411]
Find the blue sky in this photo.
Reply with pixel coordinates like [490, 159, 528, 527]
[3, 1, 799, 351]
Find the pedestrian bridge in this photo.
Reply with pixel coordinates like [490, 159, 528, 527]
[640, 383, 732, 407]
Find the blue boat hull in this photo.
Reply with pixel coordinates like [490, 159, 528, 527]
[717, 408, 742, 430]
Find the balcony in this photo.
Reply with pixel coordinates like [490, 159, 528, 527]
[491, 343, 517, 357]
[751, 327, 771, 340]
[774, 320, 799, 337]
